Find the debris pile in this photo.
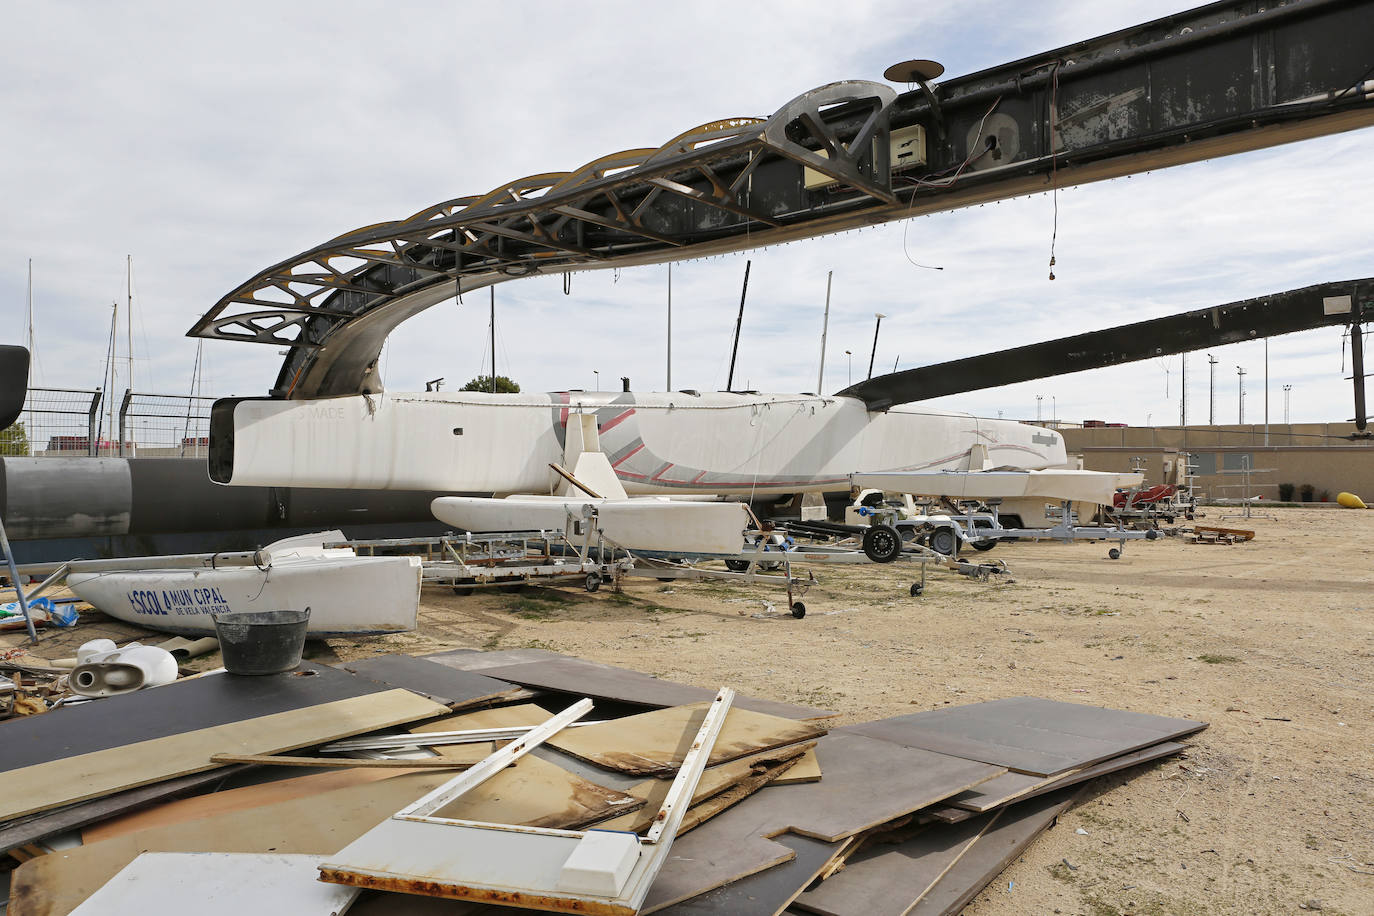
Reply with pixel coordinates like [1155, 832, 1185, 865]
[0, 648, 1207, 915]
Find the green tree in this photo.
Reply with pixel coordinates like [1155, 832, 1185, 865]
[461, 375, 521, 394]
[0, 421, 31, 456]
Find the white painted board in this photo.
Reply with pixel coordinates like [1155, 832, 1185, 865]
[70, 852, 360, 915]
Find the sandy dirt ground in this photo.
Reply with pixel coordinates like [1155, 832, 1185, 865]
[8, 506, 1372, 915]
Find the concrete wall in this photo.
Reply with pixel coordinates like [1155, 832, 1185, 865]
[1061, 424, 1374, 501]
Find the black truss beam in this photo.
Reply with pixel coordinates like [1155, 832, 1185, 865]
[839, 279, 1374, 430]
[187, 0, 1374, 398]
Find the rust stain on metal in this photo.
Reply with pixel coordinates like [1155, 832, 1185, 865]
[318, 869, 636, 915]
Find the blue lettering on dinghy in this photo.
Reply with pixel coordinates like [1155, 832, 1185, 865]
[126, 586, 234, 616]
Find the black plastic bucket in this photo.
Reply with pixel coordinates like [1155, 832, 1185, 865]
[212, 608, 311, 675]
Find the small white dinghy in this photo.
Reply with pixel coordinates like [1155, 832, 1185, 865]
[66, 531, 421, 637]
[431, 495, 750, 559]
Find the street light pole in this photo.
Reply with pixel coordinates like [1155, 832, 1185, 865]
[867, 313, 886, 380]
[1283, 384, 1292, 424]
[1207, 354, 1218, 424]
[1236, 366, 1247, 425]
[845, 350, 852, 387]
[1036, 395, 1043, 422]
[594, 370, 599, 391]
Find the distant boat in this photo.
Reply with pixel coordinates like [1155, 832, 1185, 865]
[66, 531, 421, 637]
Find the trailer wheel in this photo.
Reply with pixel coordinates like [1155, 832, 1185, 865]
[584, 573, 602, 592]
[1107, 548, 1122, 560]
[724, 558, 751, 572]
[862, 524, 903, 563]
[909, 582, 924, 597]
[451, 586, 474, 596]
[790, 601, 806, 619]
[928, 527, 960, 557]
[971, 539, 998, 552]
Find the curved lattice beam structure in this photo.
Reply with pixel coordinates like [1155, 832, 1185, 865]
[189, 0, 1374, 398]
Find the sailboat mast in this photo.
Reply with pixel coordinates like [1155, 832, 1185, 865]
[26, 260, 34, 453]
[126, 255, 134, 395]
[101, 301, 118, 451]
[816, 270, 832, 394]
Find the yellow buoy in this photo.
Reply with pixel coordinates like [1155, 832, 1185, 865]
[1336, 492, 1368, 509]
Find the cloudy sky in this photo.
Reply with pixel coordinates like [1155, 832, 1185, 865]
[3, 0, 1370, 428]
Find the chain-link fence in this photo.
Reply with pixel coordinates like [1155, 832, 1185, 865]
[1, 389, 217, 458]
[2, 388, 102, 457]
[120, 392, 216, 458]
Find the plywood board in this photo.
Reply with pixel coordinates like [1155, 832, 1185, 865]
[547, 702, 827, 775]
[0, 768, 248, 854]
[681, 733, 1001, 843]
[944, 740, 1187, 812]
[9, 771, 460, 916]
[82, 768, 422, 844]
[842, 697, 1205, 777]
[595, 745, 812, 834]
[792, 813, 999, 916]
[771, 748, 821, 785]
[424, 649, 836, 720]
[411, 701, 550, 732]
[1, 662, 388, 772]
[909, 789, 1078, 916]
[11, 749, 625, 916]
[68, 852, 360, 915]
[340, 654, 523, 708]
[654, 833, 847, 916]
[208, 753, 482, 769]
[0, 687, 448, 821]
[430, 753, 643, 829]
[636, 734, 1003, 912]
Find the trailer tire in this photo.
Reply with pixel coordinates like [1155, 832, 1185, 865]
[910, 582, 924, 597]
[584, 573, 601, 592]
[862, 524, 903, 563]
[928, 527, 960, 557]
[724, 558, 751, 572]
[790, 601, 806, 619]
[1108, 548, 1122, 560]
[971, 539, 998, 552]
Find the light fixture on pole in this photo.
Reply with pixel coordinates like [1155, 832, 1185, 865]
[1036, 395, 1043, 422]
[1283, 384, 1292, 424]
[867, 313, 886, 380]
[1236, 366, 1247, 424]
[593, 370, 599, 391]
[845, 350, 852, 386]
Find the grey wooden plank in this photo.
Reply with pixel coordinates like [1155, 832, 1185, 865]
[910, 789, 1078, 916]
[0, 768, 250, 854]
[654, 833, 845, 916]
[420, 648, 565, 670]
[423, 650, 836, 720]
[842, 698, 1205, 777]
[942, 771, 1045, 812]
[338, 654, 522, 707]
[638, 733, 1003, 912]
[0, 662, 386, 773]
[947, 740, 1187, 812]
[696, 734, 1001, 843]
[793, 812, 999, 916]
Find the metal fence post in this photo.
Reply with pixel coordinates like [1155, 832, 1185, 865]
[87, 389, 103, 457]
[118, 389, 133, 457]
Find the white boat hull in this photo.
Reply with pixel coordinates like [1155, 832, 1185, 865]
[431, 496, 748, 558]
[67, 554, 422, 638]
